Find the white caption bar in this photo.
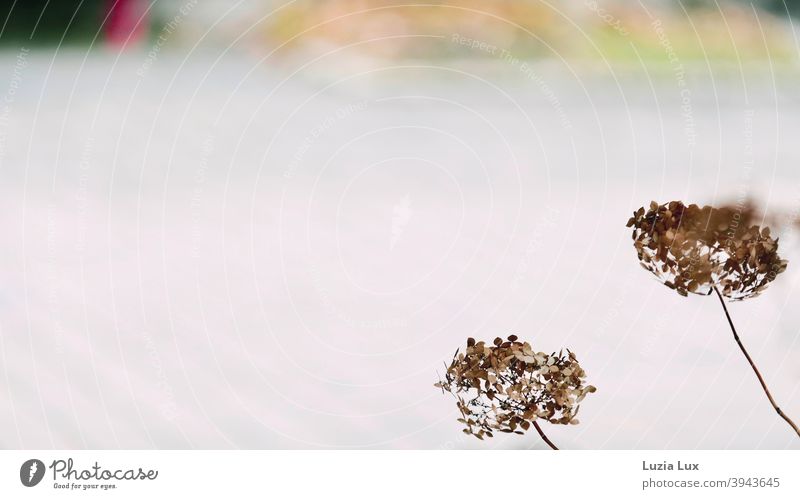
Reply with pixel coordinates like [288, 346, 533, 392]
[0, 450, 797, 498]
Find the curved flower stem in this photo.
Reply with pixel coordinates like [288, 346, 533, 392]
[532, 421, 559, 450]
[713, 287, 800, 438]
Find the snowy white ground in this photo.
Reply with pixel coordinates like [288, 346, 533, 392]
[1, 48, 799, 448]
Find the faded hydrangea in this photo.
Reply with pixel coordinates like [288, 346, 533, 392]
[626, 200, 800, 439]
[435, 336, 596, 441]
[627, 200, 787, 300]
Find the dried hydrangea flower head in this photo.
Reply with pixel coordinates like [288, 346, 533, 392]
[626, 200, 798, 439]
[435, 336, 596, 449]
[627, 200, 787, 300]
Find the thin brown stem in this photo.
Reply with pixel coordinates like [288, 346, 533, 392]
[713, 286, 800, 438]
[532, 421, 559, 450]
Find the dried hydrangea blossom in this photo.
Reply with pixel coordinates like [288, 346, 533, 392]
[435, 336, 596, 449]
[627, 200, 798, 439]
[627, 200, 787, 300]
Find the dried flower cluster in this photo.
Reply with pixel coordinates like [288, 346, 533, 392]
[627, 200, 787, 300]
[435, 336, 596, 440]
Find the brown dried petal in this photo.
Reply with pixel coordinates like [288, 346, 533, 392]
[435, 337, 596, 439]
[626, 200, 787, 301]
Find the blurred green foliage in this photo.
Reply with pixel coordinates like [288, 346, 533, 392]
[0, 0, 104, 45]
[763, 0, 800, 14]
[261, 0, 797, 63]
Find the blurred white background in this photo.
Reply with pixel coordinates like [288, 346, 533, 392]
[1, 0, 799, 449]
